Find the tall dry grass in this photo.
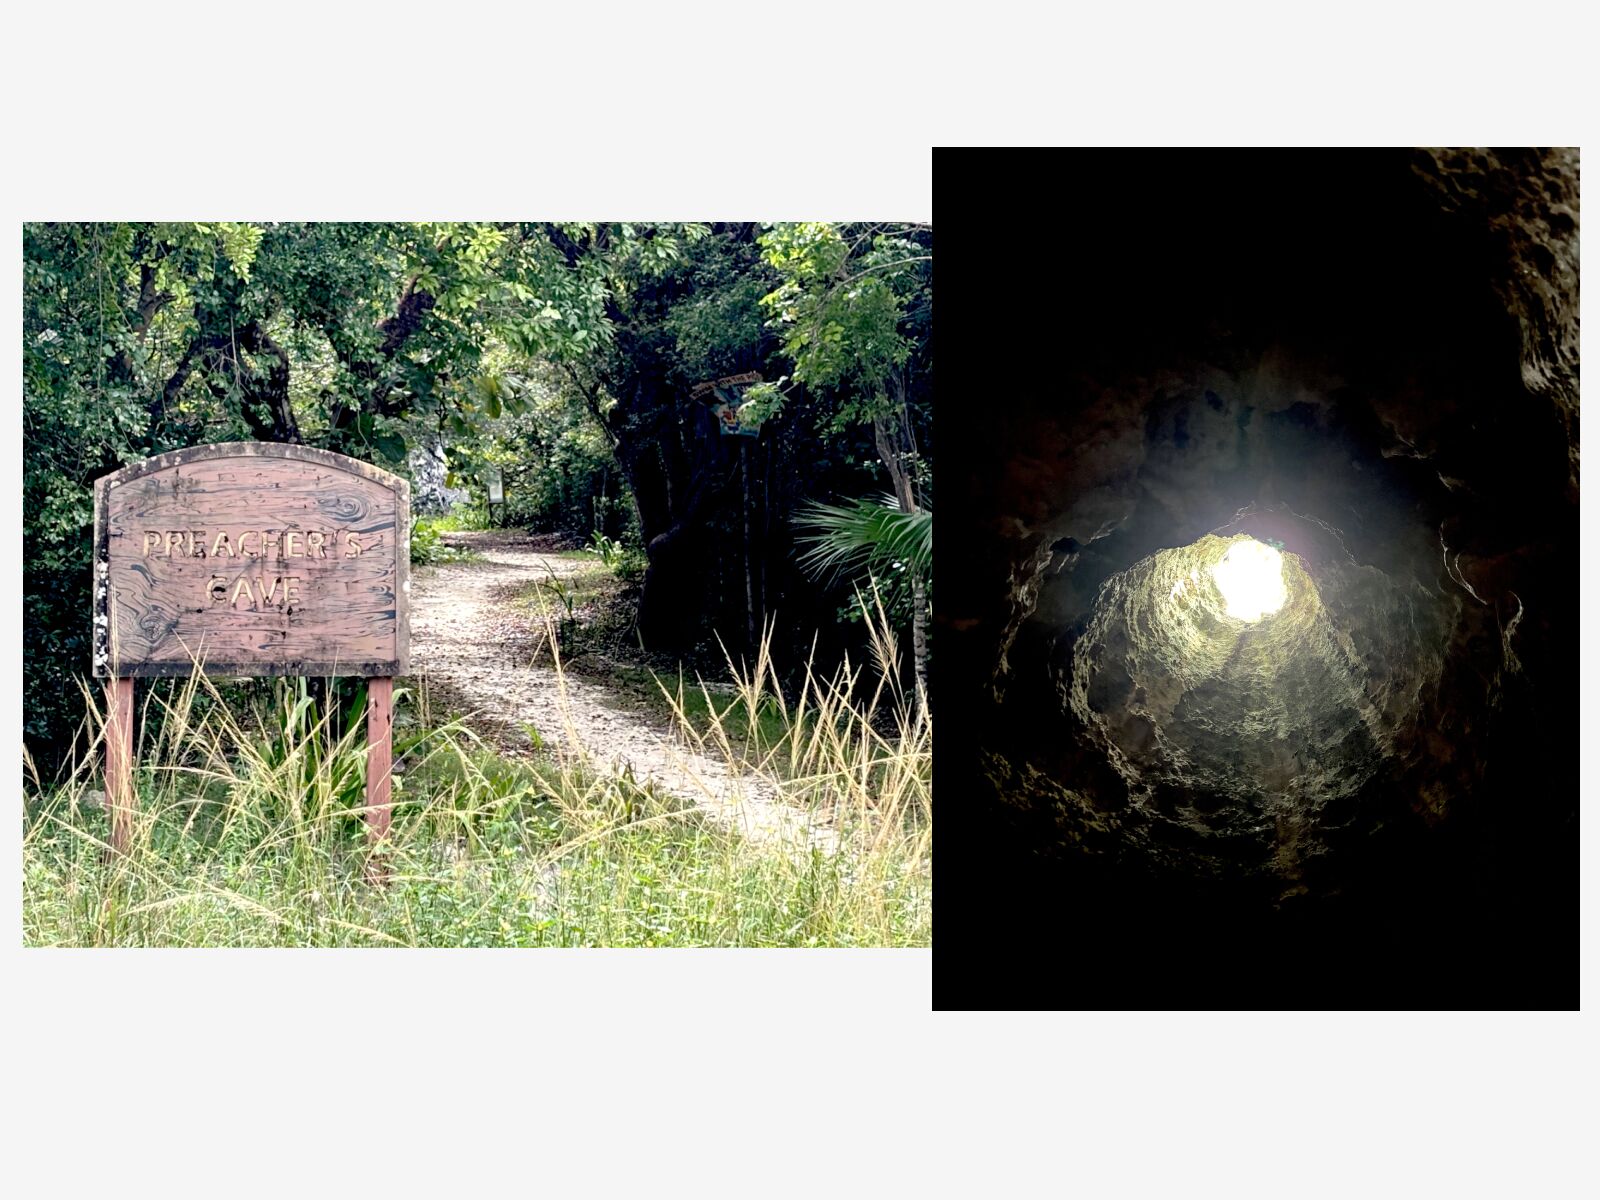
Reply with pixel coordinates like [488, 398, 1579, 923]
[23, 601, 930, 947]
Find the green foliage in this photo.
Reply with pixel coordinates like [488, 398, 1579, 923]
[613, 548, 648, 585]
[579, 532, 646, 588]
[450, 364, 629, 538]
[22, 614, 930, 948]
[793, 493, 932, 629]
[586, 530, 626, 568]
[794, 493, 932, 584]
[248, 679, 370, 831]
[662, 265, 771, 374]
[410, 515, 478, 565]
[757, 222, 931, 430]
[410, 519, 445, 565]
[539, 566, 578, 624]
[426, 504, 494, 533]
[198, 222, 266, 281]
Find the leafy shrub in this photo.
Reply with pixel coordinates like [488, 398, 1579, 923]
[410, 519, 444, 564]
[428, 504, 494, 533]
[411, 515, 478, 565]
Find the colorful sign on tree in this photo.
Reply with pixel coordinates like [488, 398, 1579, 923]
[691, 371, 765, 438]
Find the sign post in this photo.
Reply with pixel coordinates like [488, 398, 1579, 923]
[485, 466, 504, 527]
[104, 676, 135, 856]
[93, 442, 410, 878]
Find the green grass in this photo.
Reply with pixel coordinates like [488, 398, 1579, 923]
[527, 557, 615, 612]
[606, 665, 789, 741]
[514, 563, 818, 773]
[429, 503, 495, 533]
[22, 608, 930, 948]
[411, 515, 481, 565]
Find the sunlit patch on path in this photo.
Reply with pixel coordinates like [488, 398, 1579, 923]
[407, 529, 836, 852]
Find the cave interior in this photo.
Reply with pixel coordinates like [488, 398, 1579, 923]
[941, 150, 1578, 1007]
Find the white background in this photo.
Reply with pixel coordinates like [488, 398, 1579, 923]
[1, 3, 1592, 1196]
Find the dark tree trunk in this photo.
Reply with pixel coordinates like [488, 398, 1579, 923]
[575, 223, 767, 652]
[742, 443, 755, 652]
[236, 322, 300, 443]
[599, 357, 737, 649]
[637, 523, 706, 647]
[877, 374, 930, 716]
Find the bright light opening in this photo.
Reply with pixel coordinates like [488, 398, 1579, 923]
[1211, 538, 1287, 621]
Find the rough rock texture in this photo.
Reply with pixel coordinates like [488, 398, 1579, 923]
[942, 149, 1577, 1006]
[408, 436, 469, 515]
[1066, 531, 1453, 886]
[1411, 148, 1580, 490]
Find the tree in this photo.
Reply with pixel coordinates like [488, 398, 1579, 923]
[22, 219, 933, 769]
[23, 221, 597, 760]
[547, 222, 773, 648]
[755, 223, 934, 709]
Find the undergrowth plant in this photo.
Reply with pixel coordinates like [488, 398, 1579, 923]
[411, 510, 485, 565]
[22, 602, 931, 948]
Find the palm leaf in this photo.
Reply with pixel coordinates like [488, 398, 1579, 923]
[792, 493, 931, 586]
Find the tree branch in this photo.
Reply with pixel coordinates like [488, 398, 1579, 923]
[544, 223, 585, 268]
[154, 334, 203, 431]
[378, 286, 436, 357]
[838, 256, 932, 285]
[561, 363, 620, 449]
[236, 321, 299, 443]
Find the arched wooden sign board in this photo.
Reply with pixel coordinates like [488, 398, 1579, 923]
[93, 442, 410, 873]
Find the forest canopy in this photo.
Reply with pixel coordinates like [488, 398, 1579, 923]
[22, 221, 932, 767]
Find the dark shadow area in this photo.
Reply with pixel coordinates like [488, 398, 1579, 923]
[935, 149, 1577, 1009]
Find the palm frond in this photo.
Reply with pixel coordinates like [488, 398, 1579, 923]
[792, 493, 931, 585]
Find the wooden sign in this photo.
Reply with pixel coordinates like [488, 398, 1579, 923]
[94, 442, 408, 677]
[91, 442, 409, 871]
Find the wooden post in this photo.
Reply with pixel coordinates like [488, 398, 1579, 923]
[105, 676, 135, 854]
[365, 677, 394, 878]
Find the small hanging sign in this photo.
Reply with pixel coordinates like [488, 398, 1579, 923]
[691, 372, 764, 438]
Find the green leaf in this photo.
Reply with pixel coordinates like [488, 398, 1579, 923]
[792, 494, 931, 585]
[374, 432, 407, 463]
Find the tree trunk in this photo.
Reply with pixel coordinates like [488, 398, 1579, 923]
[597, 352, 734, 652]
[637, 530, 702, 647]
[188, 320, 301, 445]
[908, 570, 930, 717]
[742, 442, 755, 654]
[874, 402, 929, 717]
[236, 322, 300, 443]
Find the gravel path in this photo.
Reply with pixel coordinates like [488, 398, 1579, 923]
[406, 530, 833, 851]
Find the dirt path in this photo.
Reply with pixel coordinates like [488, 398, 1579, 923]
[406, 530, 833, 851]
